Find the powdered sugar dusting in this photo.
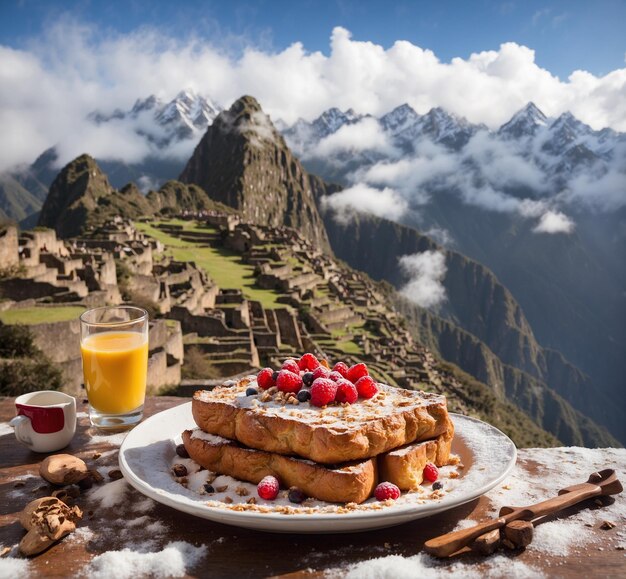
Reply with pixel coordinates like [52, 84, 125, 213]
[84, 540, 207, 579]
[336, 553, 541, 578]
[190, 429, 228, 444]
[0, 422, 14, 437]
[88, 431, 129, 447]
[0, 555, 30, 579]
[88, 477, 129, 508]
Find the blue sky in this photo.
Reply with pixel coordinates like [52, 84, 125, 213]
[1, 0, 625, 79]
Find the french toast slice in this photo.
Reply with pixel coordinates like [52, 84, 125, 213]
[191, 379, 450, 464]
[378, 420, 455, 490]
[182, 428, 377, 504]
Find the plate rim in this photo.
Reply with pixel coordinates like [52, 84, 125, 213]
[119, 403, 517, 526]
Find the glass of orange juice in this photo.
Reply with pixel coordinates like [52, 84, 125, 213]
[80, 306, 149, 430]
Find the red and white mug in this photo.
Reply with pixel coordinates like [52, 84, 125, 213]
[10, 391, 76, 453]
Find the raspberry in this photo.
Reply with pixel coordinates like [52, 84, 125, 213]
[257, 367, 275, 390]
[347, 363, 369, 384]
[310, 378, 338, 407]
[276, 370, 303, 394]
[355, 376, 379, 399]
[312, 366, 330, 380]
[423, 463, 439, 483]
[281, 359, 300, 374]
[374, 482, 401, 501]
[332, 362, 349, 378]
[328, 371, 344, 382]
[257, 475, 280, 500]
[335, 379, 358, 404]
[298, 353, 319, 371]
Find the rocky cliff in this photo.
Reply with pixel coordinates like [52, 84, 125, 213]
[179, 96, 331, 252]
[38, 154, 116, 237]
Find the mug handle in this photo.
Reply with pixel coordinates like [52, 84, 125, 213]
[10, 415, 33, 446]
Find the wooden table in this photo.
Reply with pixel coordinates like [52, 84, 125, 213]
[1, 397, 624, 578]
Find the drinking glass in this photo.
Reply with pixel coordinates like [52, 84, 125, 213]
[80, 306, 149, 430]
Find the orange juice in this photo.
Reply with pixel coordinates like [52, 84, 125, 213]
[80, 331, 148, 414]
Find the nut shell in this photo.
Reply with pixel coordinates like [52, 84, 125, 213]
[39, 454, 89, 485]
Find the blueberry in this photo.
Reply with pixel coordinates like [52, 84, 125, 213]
[272, 371, 279, 382]
[432, 481, 443, 491]
[302, 372, 314, 387]
[246, 387, 258, 396]
[297, 389, 311, 403]
[288, 487, 307, 504]
[176, 443, 190, 458]
[204, 483, 215, 494]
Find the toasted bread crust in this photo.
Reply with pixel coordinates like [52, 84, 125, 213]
[191, 382, 450, 464]
[378, 420, 454, 490]
[182, 429, 377, 504]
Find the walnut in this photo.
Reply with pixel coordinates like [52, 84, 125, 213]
[18, 496, 82, 556]
[39, 455, 89, 486]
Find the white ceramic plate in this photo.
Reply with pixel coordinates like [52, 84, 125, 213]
[119, 403, 516, 533]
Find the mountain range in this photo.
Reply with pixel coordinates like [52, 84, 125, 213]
[4, 92, 624, 445]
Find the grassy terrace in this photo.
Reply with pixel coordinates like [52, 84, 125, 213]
[135, 220, 283, 309]
[0, 306, 85, 325]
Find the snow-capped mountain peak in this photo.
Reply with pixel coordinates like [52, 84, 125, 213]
[498, 102, 548, 139]
[380, 104, 420, 132]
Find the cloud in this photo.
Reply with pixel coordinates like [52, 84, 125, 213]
[533, 210, 576, 234]
[1, 21, 626, 172]
[309, 118, 398, 158]
[398, 250, 447, 308]
[320, 184, 408, 224]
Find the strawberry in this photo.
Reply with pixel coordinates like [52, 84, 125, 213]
[281, 359, 300, 374]
[257, 367, 275, 390]
[310, 378, 338, 407]
[257, 475, 280, 500]
[347, 363, 369, 384]
[374, 482, 401, 501]
[332, 362, 349, 378]
[423, 463, 439, 483]
[355, 376, 379, 399]
[276, 370, 303, 394]
[298, 353, 319, 371]
[335, 379, 358, 404]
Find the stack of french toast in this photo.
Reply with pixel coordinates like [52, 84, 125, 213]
[182, 354, 454, 504]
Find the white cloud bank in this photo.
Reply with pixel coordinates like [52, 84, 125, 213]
[1, 21, 626, 172]
[321, 184, 407, 224]
[398, 250, 448, 308]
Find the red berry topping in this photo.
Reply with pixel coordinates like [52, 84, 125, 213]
[335, 379, 358, 404]
[257, 475, 280, 500]
[298, 353, 319, 371]
[310, 378, 338, 407]
[374, 482, 401, 501]
[328, 371, 344, 382]
[332, 362, 349, 378]
[257, 367, 275, 390]
[347, 363, 369, 383]
[423, 463, 439, 483]
[281, 359, 300, 374]
[312, 366, 330, 380]
[355, 376, 379, 399]
[276, 370, 303, 394]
